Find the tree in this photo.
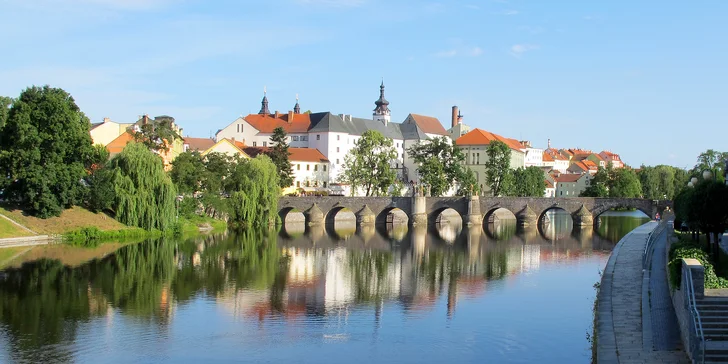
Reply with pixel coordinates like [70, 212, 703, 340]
[340, 130, 397, 196]
[609, 169, 642, 198]
[581, 183, 609, 197]
[85, 145, 114, 212]
[693, 149, 728, 178]
[108, 143, 177, 230]
[512, 166, 546, 197]
[407, 137, 470, 196]
[130, 116, 181, 153]
[170, 151, 207, 195]
[456, 168, 480, 196]
[0, 86, 94, 217]
[484, 140, 512, 196]
[227, 155, 280, 227]
[0, 96, 11, 130]
[266, 127, 294, 188]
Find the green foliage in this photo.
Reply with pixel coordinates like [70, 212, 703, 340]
[692, 149, 728, 182]
[86, 168, 115, 213]
[0, 96, 12, 130]
[581, 183, 609, 197]
[407, 136, 470, 196]
[512, 166, 546, 197]
[63, 226, 154, 246]
[227, 155, 280, 227]
[108, 143, 177, 231]
[484, 140, 512, 196]
[266, 127, 294, 187]
[340, 130, 397, 196]
[456, 167, 480, 196]
[668, 238, 728, 289]
[609, 169, 642, 198]
[638, 165, 684, 200]
[170, 151, 207, 195]
[0, 86, 94, 218]
[130, 116, 181, 153]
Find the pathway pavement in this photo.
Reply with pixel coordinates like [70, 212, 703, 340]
[597, 221, 689, 363]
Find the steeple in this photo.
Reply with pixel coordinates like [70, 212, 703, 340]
[259, 86, 270, 115]
[294, 94, 301, 114]
[373, 80, 391, 125]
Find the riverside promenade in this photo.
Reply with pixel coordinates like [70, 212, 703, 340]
[596, 221, 689, 363]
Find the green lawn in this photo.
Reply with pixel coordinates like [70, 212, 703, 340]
[0, 217, 33, 239]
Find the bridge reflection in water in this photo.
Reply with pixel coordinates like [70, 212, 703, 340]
[0, 210, 649, 364]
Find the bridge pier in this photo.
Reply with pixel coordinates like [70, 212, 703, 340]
[305, 203, 324, 226]
[412, 196, 427, 226]
[464, 196, 483, 226]
[573, 205, 594, 227]
[516, 204, 538, 227]
[357, 205, 375, 225]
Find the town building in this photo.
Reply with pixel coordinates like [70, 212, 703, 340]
[184, 137, 249, 158]
[100, 115, 184, 169]
[599, 150, 624, 168]
[567, 160, 599, 175]
[446, 106, 470, 141]
[521, 140, 544, 168]
[243, 146, 330, 195]
[214, 83, 449, 186]
[552, 172, 592, 197]
[455, 128, 526, 195]
[544, 148, 570, 173]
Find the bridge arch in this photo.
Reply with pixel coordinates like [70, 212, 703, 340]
[483, 207, 517, 225]
[279, 207, 305, 225]
[325, 206, 356, 225]
[376, 207, 409, 226]
[538, 207, 574, 241]
[430, 207, 464, 225]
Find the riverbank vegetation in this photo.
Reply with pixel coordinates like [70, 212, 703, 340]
[668, 233, 728, 289]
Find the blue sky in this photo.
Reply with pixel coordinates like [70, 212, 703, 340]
[1, 0, 726, 168]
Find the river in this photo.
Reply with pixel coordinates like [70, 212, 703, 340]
[0, 210, 649, 363]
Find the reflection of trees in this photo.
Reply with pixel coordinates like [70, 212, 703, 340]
[485, 220, 517, 241]
[347, 250, 394, 303]
[596, 214, 650, 243]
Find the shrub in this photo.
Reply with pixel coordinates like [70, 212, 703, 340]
[668, 239, 728, 289]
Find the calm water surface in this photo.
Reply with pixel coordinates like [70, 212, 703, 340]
[0, 210, 649, 363]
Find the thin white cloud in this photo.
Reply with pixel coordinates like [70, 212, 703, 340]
[434, 46, 483, 58]
[470, 47, 484, 56]
[504, 9, 519, 15]
[510, 44, 540, 57]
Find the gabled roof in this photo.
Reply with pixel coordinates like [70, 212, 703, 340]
[90, 122, 104, 130]
[203, 138, 249, 157]
[553, 173, 586, 183]
[244, 113, 312, 134]
[308, 112, 405, 140]
[455, 128, 524, 151]
[404, 114, 448, 136]
[243, 147, 329, 163]
[600, 150, 622, 161]
[542, 151, 555, 162]
[185, 137, 216, 152]
[545, 180, 555, 188]
[106, 131, 135, 155]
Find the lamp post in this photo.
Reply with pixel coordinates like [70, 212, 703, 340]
[703, 170, 713, 180]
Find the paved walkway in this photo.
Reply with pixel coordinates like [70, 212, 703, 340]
[597, 222, 689, 363]
[649, 227, 683, 351]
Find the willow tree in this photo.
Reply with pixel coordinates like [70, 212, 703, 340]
[108, 143, 177, 231]
[227, 155, 280, 227]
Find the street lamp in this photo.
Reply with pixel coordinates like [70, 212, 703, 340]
[688, 181, 694, 188]
[691, 177, 698, 185]
[703, 170, 713, 180]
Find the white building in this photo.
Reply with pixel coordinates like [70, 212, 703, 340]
[243, 146, 330, 192]
[214, 83, 450, 188]
[521, 141, 544, 168]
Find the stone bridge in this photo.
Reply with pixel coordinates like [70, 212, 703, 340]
[278, 196, 672, 227]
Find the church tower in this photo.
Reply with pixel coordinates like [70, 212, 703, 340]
[259, 87, 270, 115]
[373, 81, 391, 125]
[293, 94, 301, 114]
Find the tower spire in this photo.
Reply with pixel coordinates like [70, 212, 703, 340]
[373, 80, 391, 125]
[259, 86, 269, 115]
[294, 93, 301, 114]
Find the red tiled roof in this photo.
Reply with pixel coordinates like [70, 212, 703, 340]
[553, 173, 585, 183]
[455, 128, 524, 151]
[106, 131, 134, 155]
[545, 180, 554, 188]
[407, 114, 448, 136]
[542, 152, 554, 162]
[600, 150, 622, 161]
[582, 160, 598, 170]
[185, 137, 216, 152]
[545, 148, 569, 160]
[244, 113, 311, 134]
[243, 147, 329, 163]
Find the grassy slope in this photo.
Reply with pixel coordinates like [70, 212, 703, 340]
[0, 204, 128, 235]
[0, 217, 34, 238]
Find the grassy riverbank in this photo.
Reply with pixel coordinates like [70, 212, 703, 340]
[0, 203, 127, 235]
[0, 218, 33, 239]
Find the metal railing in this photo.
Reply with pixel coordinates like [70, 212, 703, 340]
[643, 223, 665, 269]
[683, 265, 706, 364]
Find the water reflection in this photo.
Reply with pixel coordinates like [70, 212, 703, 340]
[0, 211, 647, 363]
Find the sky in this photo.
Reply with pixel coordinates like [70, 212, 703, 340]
[1, 0, 726, 168]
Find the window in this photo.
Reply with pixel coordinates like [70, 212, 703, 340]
[324, 165, 327, 171]
[396, 143, 399, 148]
[476, 153, 480, 165]
[253, 142, 257, 147]
[336, 147, 340, 152]
[301, 136, 308, 141]
[236, 124, 240, 133]
[306, 181, 310, 187]
[560, 191, 563, 196]
[316, 135, 320, 141]
[297, 164, 300, 170]
[395, 163, 399, 168]
[314, 181, 319, 187]
[296, 181, 300, 187]
[337, 135, 340, 141]
[314, 165, 318, 171]
[336, 159, 339, 164]
[263, 142, 267, 147]
[323, 182, 327, 188]
[306, 165, 310, 171]
[292, 136, 299, 141]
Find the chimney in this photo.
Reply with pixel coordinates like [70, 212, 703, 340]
[142, 114, 149, 125]
[103, 117, 110, 123]
[275, 111, 280, 119]
[547, 138, 551, 149]
[288, 110, 294, 122]
[451, 106, 459, 128]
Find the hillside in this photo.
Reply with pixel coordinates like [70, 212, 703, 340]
[0, 204, 128, 235]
